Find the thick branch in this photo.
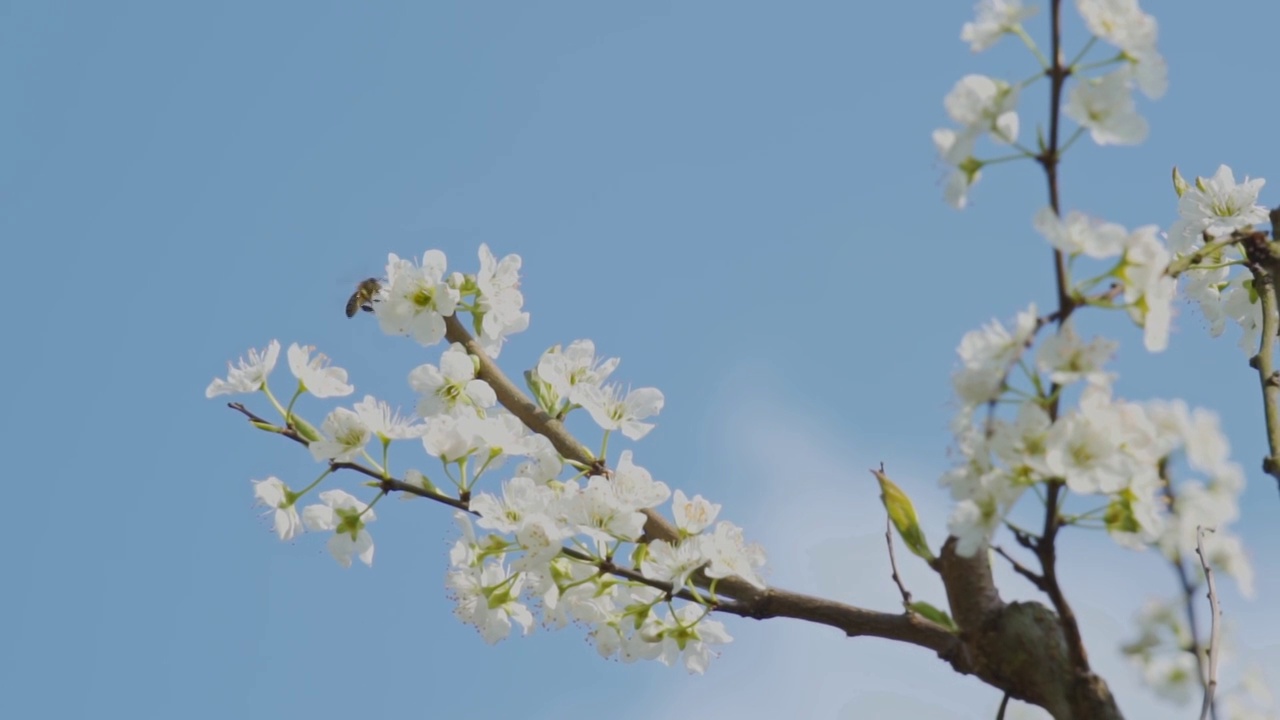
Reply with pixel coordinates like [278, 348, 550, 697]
[938, 540, 1120, 720]
[1244, 213, 1280, 493]
[738, 586, 961, 656]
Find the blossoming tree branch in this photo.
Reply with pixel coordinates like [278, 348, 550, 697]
[208, 2, 1276, 718]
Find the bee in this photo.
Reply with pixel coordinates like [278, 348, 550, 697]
[345, 278, 382, 318]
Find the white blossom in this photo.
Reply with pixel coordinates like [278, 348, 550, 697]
[206, 340, 280, 397]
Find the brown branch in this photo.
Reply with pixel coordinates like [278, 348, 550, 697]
[1036, 483, 1087, 670]
[937, 539, 1120, 720]
[1194, 528, 1222, 720]
[226, 331, 978, 670]
[739, 586, 961, 654]
[443, 314, 791, 607]
[556, 550, 961, 655]
[444, 317, 598, 465]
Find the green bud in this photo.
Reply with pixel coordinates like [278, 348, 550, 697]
[290, 415, 322, 443]
[872, 468, 936, 563]
[1172, 166, 1189, 198]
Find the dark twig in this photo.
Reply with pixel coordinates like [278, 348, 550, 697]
[996, 693, 1011, 720]
[993, 545, 1047, 591]
[1009, 525, 1039, 551]
[1024, 0, 1092, 684]
[1194, 527, 1222, 720]
[886, 515, 914, 608]
[228, 402, 305, 443]
[329, 461, 471, 512]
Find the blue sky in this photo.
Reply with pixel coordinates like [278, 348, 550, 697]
[3, 2, 1279, 718]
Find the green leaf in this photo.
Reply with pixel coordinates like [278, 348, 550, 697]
[872, 468, 936, 563]
[909, 601, 957, 631]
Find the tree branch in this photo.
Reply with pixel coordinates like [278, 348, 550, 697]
[442, 315, 1124, 717]
[937, 539, 1120, 720]
[227, 338, 975, 671]
[1022, 0, 1102, 703]
[1243, 212, 1280, 493]
[232, 311, 1125, 717]
[1194, 528, 1222, 720]
[443, 315, 691, 546]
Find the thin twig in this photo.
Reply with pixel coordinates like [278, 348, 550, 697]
[1161, 473, 1216, 720]
[993, 545, 1047, 591]
[886, 515, 913, 608]
[996, 693, 1011, 720]
[1194, 527, 1222, 720]
[228, 402, 305, 443]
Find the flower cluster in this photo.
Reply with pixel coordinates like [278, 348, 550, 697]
[206, 246, 765, 674]
[1168, 166, 1272, 354]
[943, 304, 1251, 592]
[1032, 206, 1175, 352]
[942, 2, 1273, 713]
[450, 448, 763, 672]
[1123, 599, 1277, 716]
[937, 0, 1164, 208]
[1121, 598, 1202, 705]
[373, 244, 529, 357]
